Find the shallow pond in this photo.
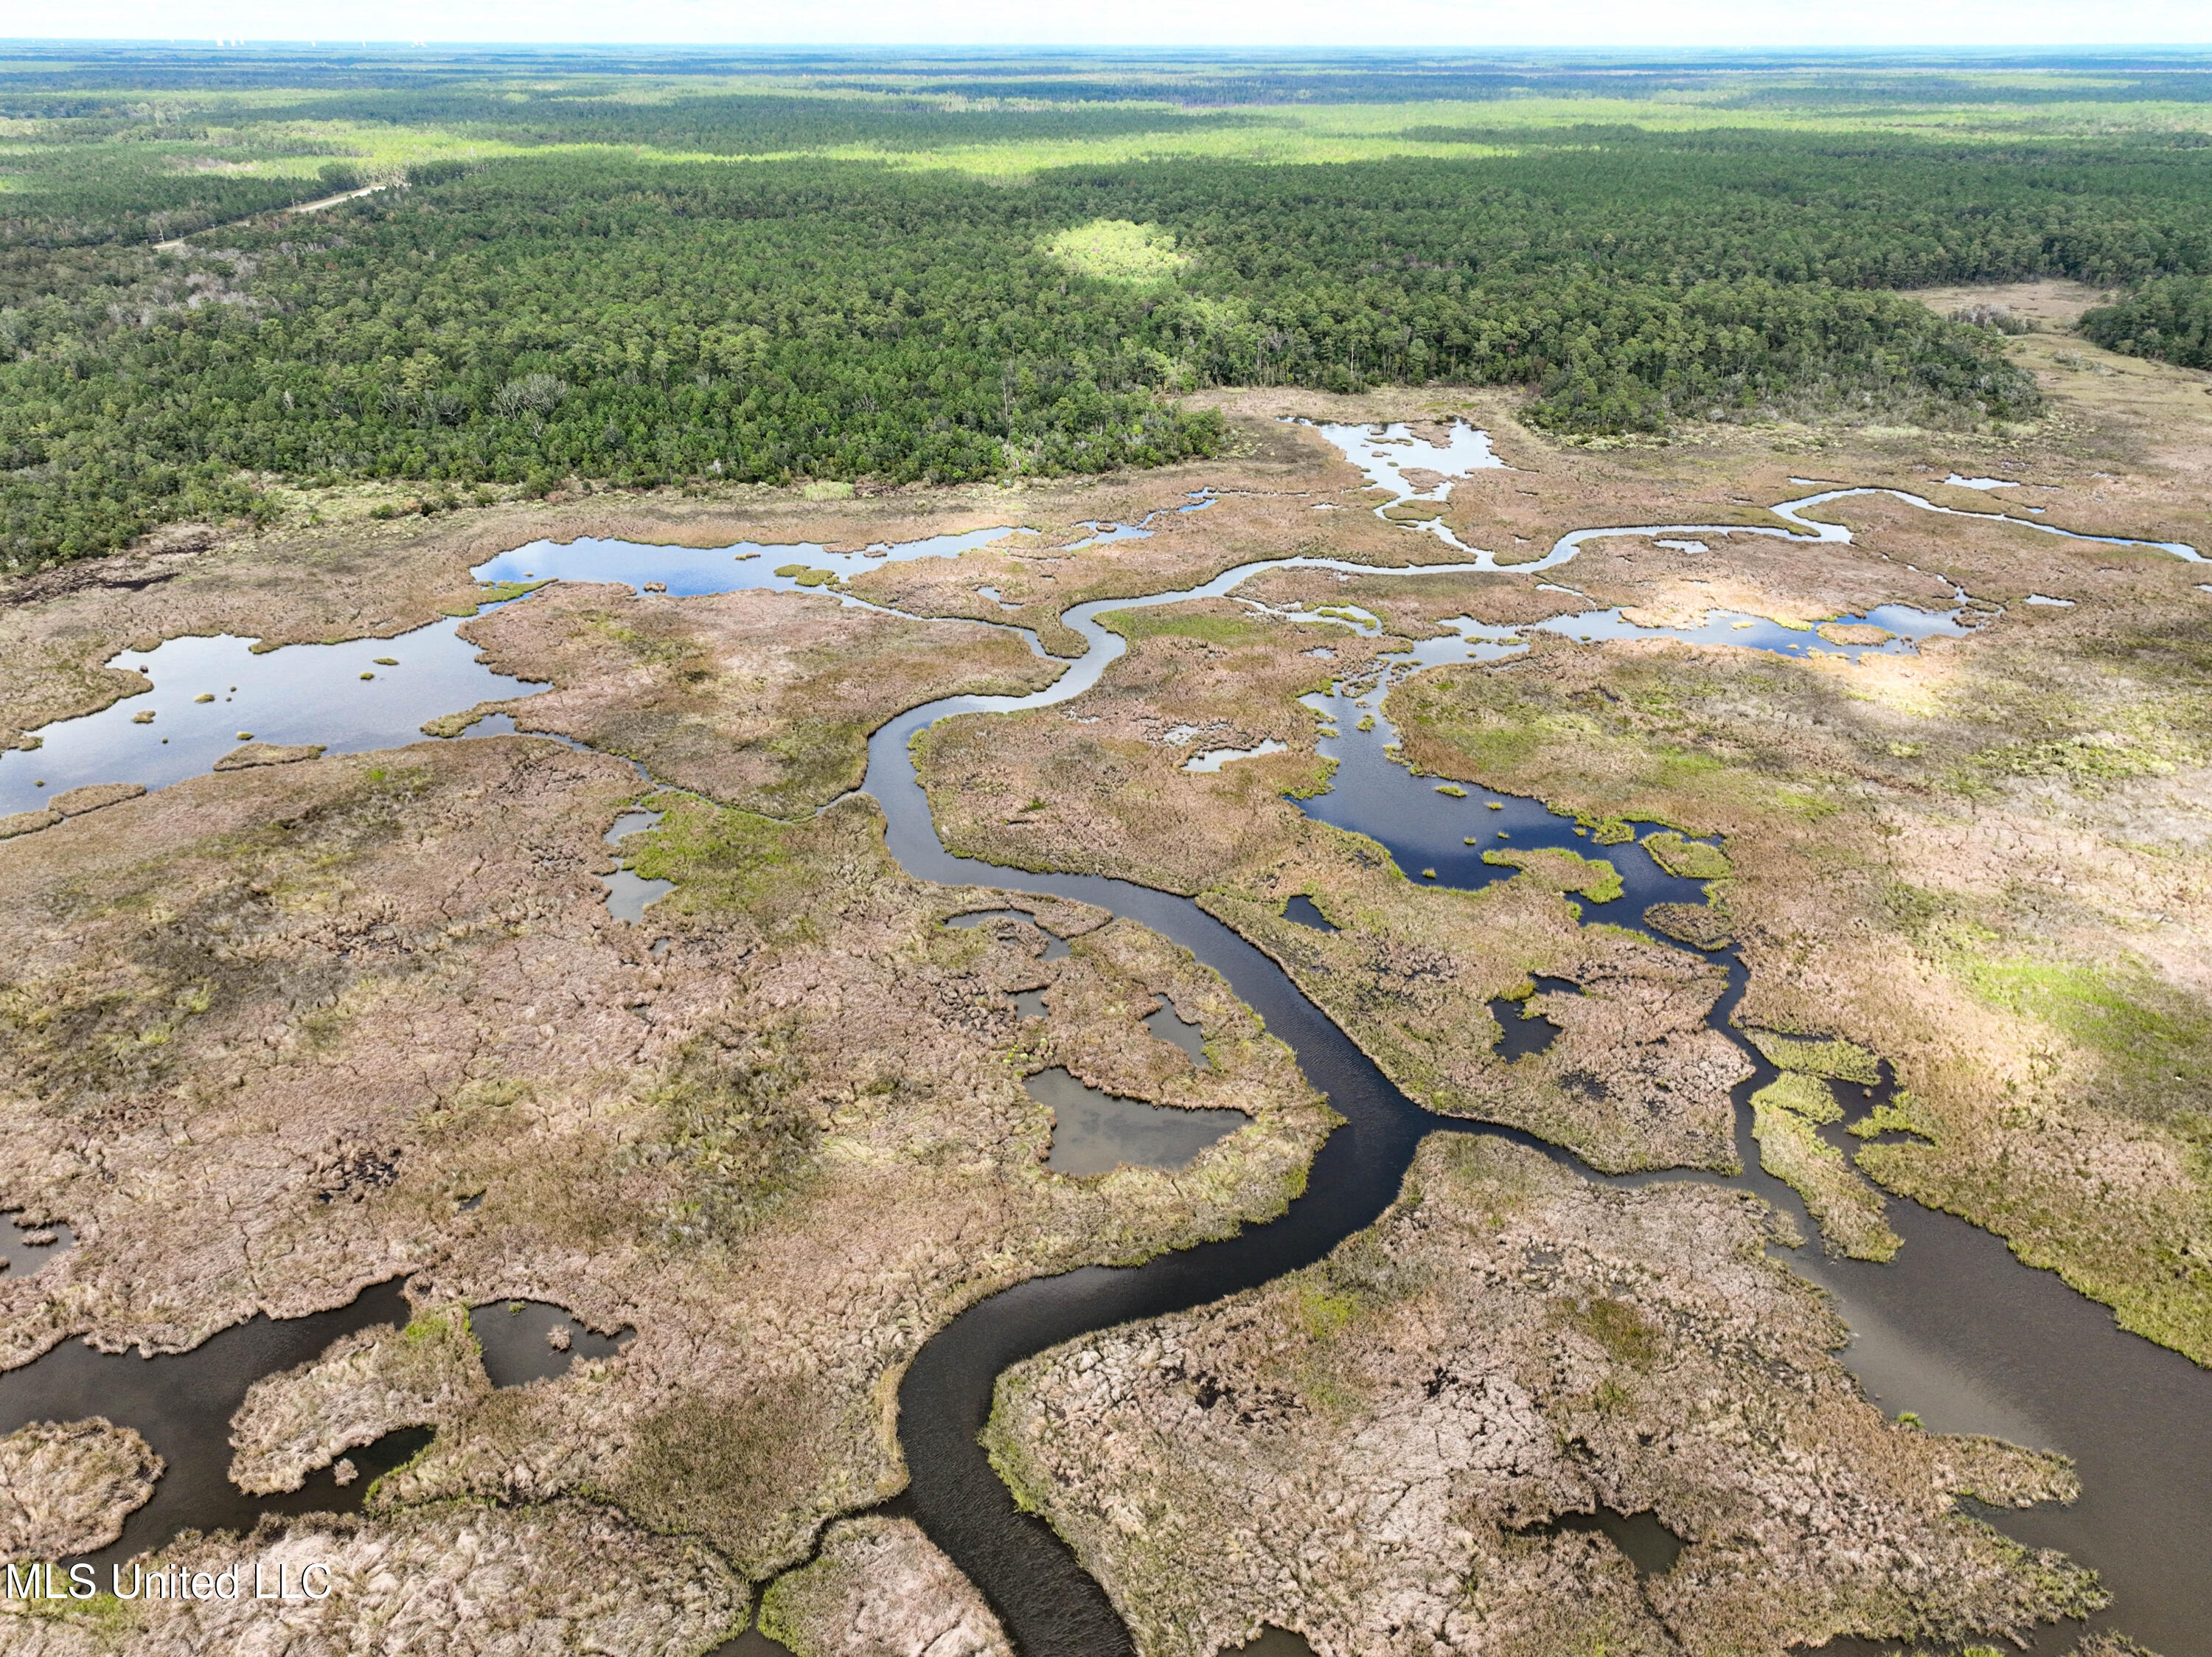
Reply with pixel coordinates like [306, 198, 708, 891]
[1025, 1067, 1248, 1177]
[1487, 979, 1574, 1061]
[470, 525, 1034, 595]
[1310, 420, 1507, 502]
[602, 807, 674, 922]
[1523, 1504, 1684, 1577]
[1227, 1630, 1318, 1656]
[1296, 676, 1716, 927]
[1061, 520, 1154, 550]
[1057, 490, 1217, 552]
[469, 1299, 631, 1388]
[0, 1213, 75, 1277]
[1531, 599, 1970, 660]
[0, 617, 549, 818]
[1183, 738, 1288, 772]
[1143, 996, 1208, 1066]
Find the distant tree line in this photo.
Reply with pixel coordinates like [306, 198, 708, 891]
[8, 114, 2212, 569]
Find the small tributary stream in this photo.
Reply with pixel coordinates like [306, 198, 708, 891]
[4, 454, 2208, 1653]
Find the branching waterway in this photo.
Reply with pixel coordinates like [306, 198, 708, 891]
[6, 444, 2209, 1653]
[860, 474, 2212, 1655]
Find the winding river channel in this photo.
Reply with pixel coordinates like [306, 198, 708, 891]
[860, 482, 2212, 1657]
[4, 437, 2211, 1654]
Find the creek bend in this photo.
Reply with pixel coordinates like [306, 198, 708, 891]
[854, 462, 2212, 1656]
[4, 467, 2208, 1653]
[869, 650, 2212, 1657]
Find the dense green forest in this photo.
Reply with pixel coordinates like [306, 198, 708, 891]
[0, 100, 1268, 247]
[4, 55, 2212, 569]
[2083, 276, 2212, 368]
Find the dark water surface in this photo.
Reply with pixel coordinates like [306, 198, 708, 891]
[0, 1282, 636, 1574]
[469, 1299, 632, 1389]
[1486, 984, 1567, 1060]
[1524, 1505, 1685, 1577]
[1025, 1067, 1248, 1176]
[869, 668, 2212, 1655]
[1227, 1630, 1318, 1657]
[0, 1280, 420, 1571]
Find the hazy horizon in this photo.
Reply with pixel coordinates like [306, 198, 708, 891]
[10, 40, 2212, 52]
[10, 0, 2211, 52]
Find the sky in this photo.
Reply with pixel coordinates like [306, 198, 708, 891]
[29, 0, 2212, 49]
